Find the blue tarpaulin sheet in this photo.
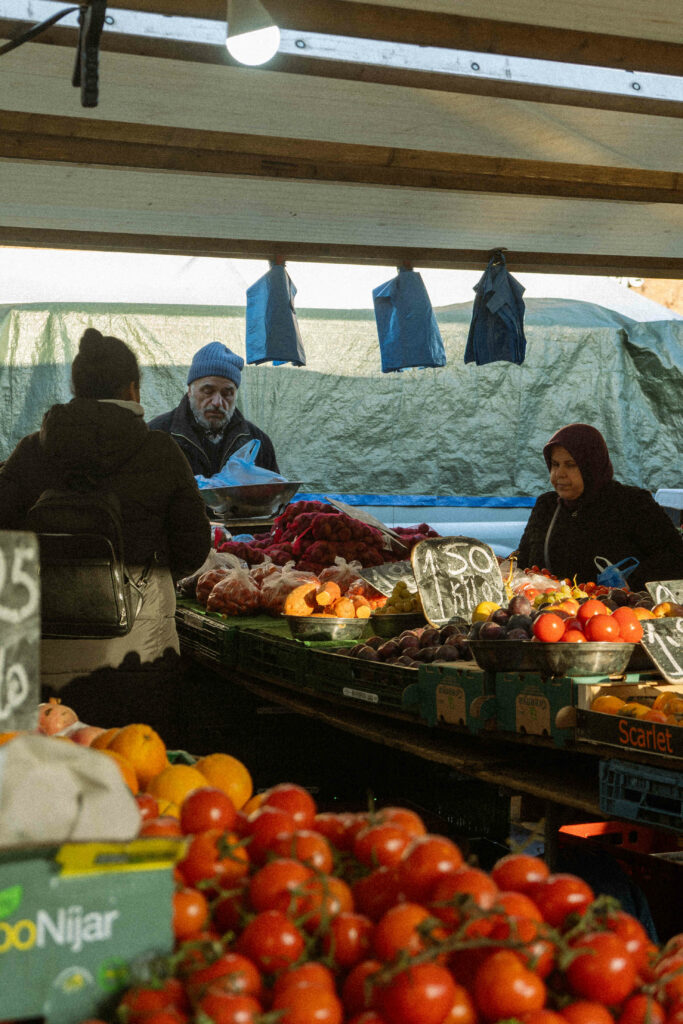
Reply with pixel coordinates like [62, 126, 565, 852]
[294, 493, 536, 507]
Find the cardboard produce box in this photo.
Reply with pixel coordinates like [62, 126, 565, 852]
[0, 838, 180, 1023]
[575, 679, 683, 760]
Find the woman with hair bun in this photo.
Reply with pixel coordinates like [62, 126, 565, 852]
[0, 327, 211, 701]
[516, 422, 683, 590]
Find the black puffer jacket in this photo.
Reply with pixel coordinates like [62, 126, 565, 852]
[0, 399, 211, 579]
[516, 480, 683, 590]
[148, 396, 279, 478]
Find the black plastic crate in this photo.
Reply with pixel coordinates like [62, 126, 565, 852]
[238, 629, 311, 690]
[306, 647, 418, 715]
[175, 606, 238, 667]
[599, 758, 683, 833]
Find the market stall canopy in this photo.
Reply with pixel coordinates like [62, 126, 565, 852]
[0, 0, 681, 275]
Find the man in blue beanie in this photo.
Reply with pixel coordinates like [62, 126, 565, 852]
[148, 342, 279, 476]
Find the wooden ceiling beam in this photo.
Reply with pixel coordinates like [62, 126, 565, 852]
[1, 112, 680, 204]
[1, 226, 681, 279]
[99, 0, 683, 77]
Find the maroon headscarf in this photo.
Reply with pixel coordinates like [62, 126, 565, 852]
[543, 423, 614, 506]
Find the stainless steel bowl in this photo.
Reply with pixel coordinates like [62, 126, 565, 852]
[371, 612, 427, 638]
[284, 615, 370, 642]
[469, 639, 634, 676]
[199, 481, 301, 518]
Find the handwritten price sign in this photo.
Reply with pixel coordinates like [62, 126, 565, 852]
[640, 617, 683, 684]
[411, 536, 506, 628]
[0, 533, 40, 732]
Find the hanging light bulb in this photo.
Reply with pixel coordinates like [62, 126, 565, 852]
[226, 0, 280, 66]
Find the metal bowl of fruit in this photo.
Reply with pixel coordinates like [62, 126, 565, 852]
[469, 639, 541, 673]
[469, 639, 634, 676]
[371, 611, 427, 638]
[285, 615, 370, 642]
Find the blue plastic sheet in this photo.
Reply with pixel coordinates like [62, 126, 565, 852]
[464, 253, 527, 366]
[294, 493, 536, 507]
[373, 268, 446, 373]
[246, 263, 306, 366]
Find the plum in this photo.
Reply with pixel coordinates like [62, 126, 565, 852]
[609, 589, 630, 607]
[365, 635, 384, 650]
[419, 628, 441, 648]
[479, 622, 505, 640]
[491, 608, 511, 626]
[440, 623, 463, 641]
[396, 655, 417, 667]
[399, 629, 420, 640]
[506, 627, 531, 640]
[377, 640, 400, 660]
[399, 634, 420, 652]
[433, 644, 461, 661]
[507, 613, 532, 632]
[356, 646, 379, 660]
[469, 621, 486, 639]
[508, 595, 532, 617]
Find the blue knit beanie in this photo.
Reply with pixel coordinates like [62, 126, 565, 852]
[187, 342, 244, 387]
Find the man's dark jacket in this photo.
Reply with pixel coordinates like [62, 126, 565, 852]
[516, 480, 683, 591]
[148, 396, 279, 477]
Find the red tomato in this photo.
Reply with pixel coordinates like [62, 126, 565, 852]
[237, 910, 306, 972]
[178, 829, 249, 888]
[269, 830, 334, 873]
[131, 1013, 188, 1024]
[313, 812, 358, 850]
[135, 792, 160, 821]
[473, 950, 547, 1022]
[193, 992, 262, 1024]
[493, 890, 544, 922]
[322, 911, 374, 969]
[606, 910, 651, 972]
[561, 1001, 616, 1024]
[561, 630, 587, 643]
[372, 902, 434, 961]
[654, 953, 683, 1003]
[347, 1013, 388, 1024]
[491, 854, 550, 894]
[352, 865, 404, 922]
[441, 983, 477, 1024]
[248, 857, 313, 914]
[273, 962, 337, 1002]
[262, 783, 317, 830]
[377, 806, 427, 839]
[376, 963, 457, 1024]
[584, 614, 621, 642]
[301, 874, 354, 932]
[342, 959, 383, 1015]
[212, 884, 249, 933]
[611, 607, 644, 643]
[272, 982, 344, 1024]
[172, 886, 208, 940]
[183, 952, 262, 1002]
[398, 834, 464, 901]
[180, 787, 236, 834]
[567, 931, 637, 1004]
[139, 815, 182, 837]
[526, 874, 594, 927]
[354, 823, 413, 868]
[243, 805, 297, 863]
[564, 617, 585, 633]
[577, 599, 610, 624]
[429, 867, 499, 924]
[533, 613, 567, 642]
[118, 979, 189, 1021]
[488, 917, 556, 978]
[617, 994, 666, 1024]
[521, 1013, 566, 1024]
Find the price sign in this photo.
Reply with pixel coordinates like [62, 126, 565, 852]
[646, 580, 683, 605]
[640, 617, 683, 683]
[411, 536, 506, 628]
[324, 498, 407, 551]
[358, 561, 417, 597]
[0, 533, 41, 732]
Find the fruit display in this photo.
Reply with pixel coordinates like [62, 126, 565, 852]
[469, 595, 646, 645]
[589, 689, 683, 727]
[284, 580, 372, 619]
[374, 580, 424, 616]
[341, 623, 471, 666]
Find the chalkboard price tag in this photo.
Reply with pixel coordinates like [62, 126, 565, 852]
[640, 617, 683, 683]
[0, 532, 41, 732]
[357, 561, 417, 597]
[411, 536, 506, 628]
[646, 580, 683, 606]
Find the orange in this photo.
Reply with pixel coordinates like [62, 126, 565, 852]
[632, 607, 656, 621]
[146, 764, 208, 807]
[0, 731, 21, 746]
[194, 752, 253, 810]
[243, 791, 267, 816]
[101, 749, 139, 794]
[155, 798, 181, 819]
[590, 695, 626, 714]
[91, 727, 120, 750]
[652, 602, 683, 618]
[108, 723, 167, 789]
[653, 692, 677, 711]
[619, 702, 652, 719]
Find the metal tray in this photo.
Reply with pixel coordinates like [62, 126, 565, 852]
[469, 639, 635, 676]
[284, 614, 370, 642]
[199, 481, 301, 518]
[371, 611, 427, 638]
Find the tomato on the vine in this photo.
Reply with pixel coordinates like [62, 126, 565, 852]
[354, 823, 412, 868]
[429, 866, 499, 916]
[398, 834, 463, 901]
[441, 983, 477, 1024]
[273, 962, 337, 1001]
[491, 852, 550, 894]
[178, 829, 249, 888]
[179, 786, 236, 834]
[526, 874, 594, 927]
[172, 886, 208, 940]
[322, 911, 374, 969]
[352, 865, 404, 922]
[617, 993, 666, 1024]
[560, 1001, 616, 1024]
[372, 901, 435, 961]
[183, 951, 263, 1002]
[375, 963, 457, 1024]
[242, 805, 296, 863]
[566, 931, 638, 1005]
[272, 982, 344, 1024]
[192, 991, 262, 1024]
[472, 950, 546, 1022]
[261, 783, 317, 830]
[247, 857, 313, 914]
[236, 909, 305, 972]
[300, 874, 354, 932]
[488, 916, 556, 978]
[342, 959, 383, 1015]
[605, 910, 651, 972]
[378, 806, 426, 839]
[269, 829, 334, 873]
[117, 978, 189, 1022]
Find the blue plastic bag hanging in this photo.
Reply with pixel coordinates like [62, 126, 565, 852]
[594, 556, 640, 589]
[464, 251, 527, 366]
[246, 262, 306, 367]
[372, 267, 446, 373]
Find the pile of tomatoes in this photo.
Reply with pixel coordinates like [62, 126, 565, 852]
[95, 783, 683, 1024]
[532, 599, 645, 644]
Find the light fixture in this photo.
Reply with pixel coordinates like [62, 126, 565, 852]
[226, 0, 280, 66]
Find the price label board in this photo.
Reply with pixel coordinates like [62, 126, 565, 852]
[0, 532, 41, 732]
[324, 498, 407, 551]
[640, 617, 683, 683]
[411, 536, 506, 628]
[358, 561, 417, 597]
[646, 580, 683, 605]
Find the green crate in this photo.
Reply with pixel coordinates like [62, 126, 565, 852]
[238, 628, 311, 690]
[494, 671, 576, 745]
[402, 662, 496, 731]
[175, 605, 239, 667]
[306, 648, 418, 714]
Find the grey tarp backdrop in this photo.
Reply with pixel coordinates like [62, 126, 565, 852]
[0, 299, 681, 497]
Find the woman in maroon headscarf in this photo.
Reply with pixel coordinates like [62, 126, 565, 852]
[516, 423, 683, 590]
